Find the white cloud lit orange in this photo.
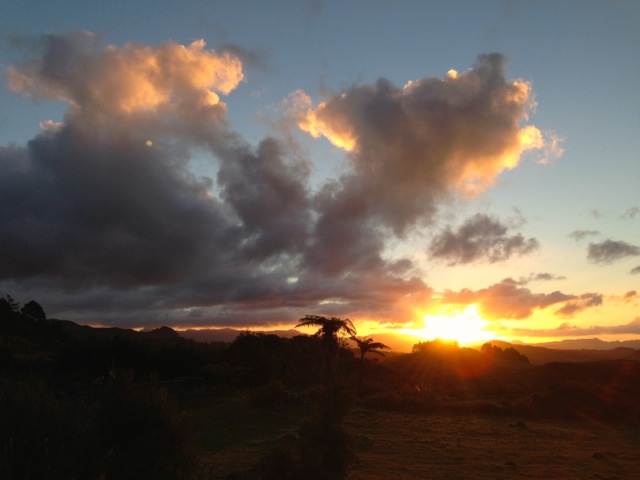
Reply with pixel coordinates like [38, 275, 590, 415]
[8, 34, 244, 117]
[294, 56, 562, 203]
[293, 91, 357, 151]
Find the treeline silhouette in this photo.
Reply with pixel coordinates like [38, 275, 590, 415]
[2, 295, 640, 479]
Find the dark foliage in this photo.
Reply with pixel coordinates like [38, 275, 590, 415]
[298, 418, 355, 480]
[83, 370, 195, 480]
[3, 296, 640, 480]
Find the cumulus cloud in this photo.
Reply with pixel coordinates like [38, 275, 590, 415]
[1, 32, 244, 286]
[8, 31, 243, 111]
[427, 213, 539, 265]
[292, 53, 558, 234]
[442, 278, 599, 320]
[587, 239, 640, 264]
[0, 36, 556, 328]
[0, 32, 435, 326]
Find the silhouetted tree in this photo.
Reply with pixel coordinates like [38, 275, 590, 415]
[412, 339, 458, 354]
[21, 300, 46, 321]
[295, 315, 357, 478]
[352, 336, 389, 363]
[351, 336, 389, 388]
[296, 315, 356, 397]
[481, 342, 529, 364]
[0, 295, 19, 319]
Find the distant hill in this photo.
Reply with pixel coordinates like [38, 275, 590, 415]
[178, 327, 302, 344]
[54, 319, 188, 346]
[486, 340, 638, 365]
[532, 338, 640, 350]
[177, 327, 421, 352]
[40, 319, 640, 363]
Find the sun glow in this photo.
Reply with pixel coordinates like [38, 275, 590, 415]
[406, 304, 491, 346]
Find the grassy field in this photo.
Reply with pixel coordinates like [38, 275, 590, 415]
[186, 394, 307, 479]
[346, 410, 640, 479]
[186, 394, 640, 480]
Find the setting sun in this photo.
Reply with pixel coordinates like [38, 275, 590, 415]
[406, 304, 491, 346]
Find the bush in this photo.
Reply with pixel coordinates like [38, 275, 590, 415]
[298, 418, 355, 480]
[0, 376, 82, 480]
[0, 371, 196, 480]
[84, 370, 195, 480]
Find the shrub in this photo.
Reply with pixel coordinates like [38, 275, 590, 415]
[298, 418, 355, 480]
[0, 376, 81, 480]
[84, 370, 195, 480]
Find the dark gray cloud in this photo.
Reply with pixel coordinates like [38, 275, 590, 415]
[1, 34, 565, 329]
[587, 239, 640, 264]
[442, 278, 597, 320]
[0, 32, 436, 327]
[428, 213, 539, 265]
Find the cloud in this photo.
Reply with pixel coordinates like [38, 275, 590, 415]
[510, 318, 640, 338]
[587, 239, 640, 264]
[0, 32, 435, 326]
[218, 43, 270, 71]
[553, 293, 602, 318]
[442, 278, 598, 320]
[1, 32, 245, 286]
[7, 31, 244, 117]
[427, 213, 539, 265]
[0, 36, 556, 329]
[631, 266, 640, 275]
[568, 230, 599, 242]
[527, 272, 566, 282]
[621, 207, 639, 220]
[292, 53, 558, 234]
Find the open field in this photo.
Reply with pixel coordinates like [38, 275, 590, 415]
[187, 395, 640, 480]
[187, 395, 307, 479]
[347, 410, 640, 480]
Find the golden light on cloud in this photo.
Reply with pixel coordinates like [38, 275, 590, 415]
[293, 54, 563, 207]
[293, 92, 356, 151]
[7, 34, 244, 117]
[403, 304, 492, 346]
[518, 125, 544, 151]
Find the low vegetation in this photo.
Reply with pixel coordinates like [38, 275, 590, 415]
[2, 295, 640, 479]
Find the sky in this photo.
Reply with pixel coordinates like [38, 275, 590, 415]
[0, 0, 638, 345]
